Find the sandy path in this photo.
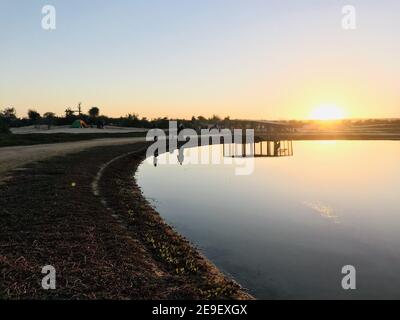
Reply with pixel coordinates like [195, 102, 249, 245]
[0, 137, 146, 178]
[11, 125, 147, 135]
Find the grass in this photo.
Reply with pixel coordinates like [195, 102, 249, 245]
[0, 132, 147, 148]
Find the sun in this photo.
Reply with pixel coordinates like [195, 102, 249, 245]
[309, 104, 346, 120]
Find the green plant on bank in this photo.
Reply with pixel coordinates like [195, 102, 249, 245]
[129, 201, 242, 299]
[144, 234, 199, 274]
[142, 231, 241, 299]
[198, 284, 238, 299]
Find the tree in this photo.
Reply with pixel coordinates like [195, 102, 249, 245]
[223, 116, 231, 128]
[1, 107, 17, 125]
[0, 114, 10, 134]
[88, 107, 100, 119]
[65, 108, 74, 117]
[43, 112, 55, 130]
[28, 109, 41, 128]
[210, 114, 221, 122]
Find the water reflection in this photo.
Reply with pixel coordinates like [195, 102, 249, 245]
[137, 141, 400, 299]
[177, 147, 184, 165]
[151, 139, 293, 169]
[303, 201, 340, 224]
[223, 140, 293, 158]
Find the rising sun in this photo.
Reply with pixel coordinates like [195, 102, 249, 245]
[309, 104, 346, 120]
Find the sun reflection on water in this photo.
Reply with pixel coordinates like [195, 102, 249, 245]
[303, 201, 340, 224]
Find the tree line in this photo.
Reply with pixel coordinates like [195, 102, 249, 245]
[0, 106, 236, 134]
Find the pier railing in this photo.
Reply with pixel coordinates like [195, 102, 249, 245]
[223, 140, 294, 158]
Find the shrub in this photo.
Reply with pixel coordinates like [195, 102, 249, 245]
[0, 118, 10, 134]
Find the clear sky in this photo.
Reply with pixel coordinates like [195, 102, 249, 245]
[1, 0, 399, 120]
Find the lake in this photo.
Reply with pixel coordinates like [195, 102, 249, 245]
[136, 140, 400, 299]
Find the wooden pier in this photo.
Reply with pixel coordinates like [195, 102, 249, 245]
[223, 140, 294, 158]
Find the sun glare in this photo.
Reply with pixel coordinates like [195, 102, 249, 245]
[309, 104, 346, 120]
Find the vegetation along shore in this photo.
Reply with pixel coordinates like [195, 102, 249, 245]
[0, 141, 252, 299]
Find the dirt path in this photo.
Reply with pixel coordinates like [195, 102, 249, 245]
[11, 125, 147, 135]
[0, 137, 146, 179]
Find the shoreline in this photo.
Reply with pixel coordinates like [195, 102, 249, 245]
[0, 142, 252, 299]
[2, 135, 399, 299]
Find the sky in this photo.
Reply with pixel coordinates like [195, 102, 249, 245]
[0, 0, 399, 120]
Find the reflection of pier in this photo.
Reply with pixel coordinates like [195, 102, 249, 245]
[223, 140, 294, 158]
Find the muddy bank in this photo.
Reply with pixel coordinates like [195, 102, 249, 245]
[0, 142, 251, 299]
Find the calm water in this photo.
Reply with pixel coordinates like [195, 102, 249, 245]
[136, 141, 400, 299]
